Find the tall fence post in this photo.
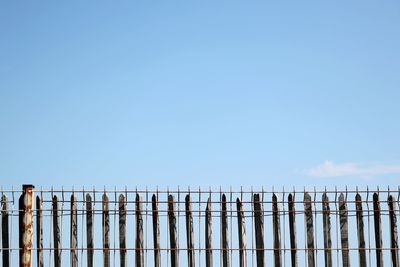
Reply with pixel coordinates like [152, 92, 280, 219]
[339, 193, 349, 267]
[321, 193, 332, 267]
[355, 193, 366, 267]
[103, 193, 110, 267]
[168, 195, 179, 267]
[52, 195, 61, 267]
[272, 194, 281, 267]
[2, 194, 10, 267]
[205, 198, 212, 267]
[373, 192, 383, 267]
[236, 197, 246, 267]
[70, 194, 78, 267]
[304, 192, 315, 267]
[288, 193, 297, 267]
[136, 194, 144, 267]
[86, 193, 94, 267]
[388, 195, 399, 267]
[221, 193, 230, 267]
[253, 193, 264, 267]
[152, 194, 160, 267]
[19, 184, 34, 267]
[185, 194, 195, 267]
[119, 194, 127, 267]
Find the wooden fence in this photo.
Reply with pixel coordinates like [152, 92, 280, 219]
[0, 185, 399, 266]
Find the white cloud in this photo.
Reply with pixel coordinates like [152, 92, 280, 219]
[306, 160, 400, 178]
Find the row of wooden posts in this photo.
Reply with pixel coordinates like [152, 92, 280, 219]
[2, 185, 399, 267]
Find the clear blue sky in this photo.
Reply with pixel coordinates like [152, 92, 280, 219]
[0, 1, 399, 189]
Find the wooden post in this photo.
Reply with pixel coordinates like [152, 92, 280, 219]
[339, 193, 349, 267]
[236, 198, 246, 267]
[152, 194, 160, 267]
[136, 194, 144, 267]
[2, 195, 10, 267]
[304, 192, 315, 267]
[272, 194, 281, 267]
[119, 194, 127, 267]
[205, 198, 212, 267]
[355, 193, 366, 267]
[388, 195, 399, 267]
[86, 193, 94, 267]
[221, 193, 230, 267]
[19, 185, 34, 267]
[288, 193, 298, 267]
[185, 195, 195, 267]
[373, 192, 383, 267]
[253, 193, 264, 267]
[103, 193, 110, 267]
[321, 193, 332, 267]
[70, 194, 78, 267]
[52, 195, 61, 267]
[168, 195, 179, 267]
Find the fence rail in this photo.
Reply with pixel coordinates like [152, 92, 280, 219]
[0, 185, 399, 267]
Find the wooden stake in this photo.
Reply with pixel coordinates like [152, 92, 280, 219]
[373, 193, 383, 267]
[288, 194, 298, 267]
[103, 193, 110, 267]
[221, 193, 230, 267]
[355, 193, 366, 267]
[236, 197, 246, 267]
[119, 194, 127, 267]
[339, 193, 349, 267]
[152, 194, 160, 267]
[321, 193, 332, 267]
[272, 194, 281, 267]
[70, 194, 78, 267]
[53, 195, 61, 267]
[136, 194, 144, 267]
[304, 192, 315, 267]
[86, 194, 94, 267]
[253, 193, 264, 267]
[2, 195, 10, 267]
[205, 198, 212, 267]
[388, 195, 399, 267]
[185, 194, 195, 267]
[168, 195, 179, 267]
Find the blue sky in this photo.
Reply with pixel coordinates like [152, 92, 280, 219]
[0, 1, 400, 189]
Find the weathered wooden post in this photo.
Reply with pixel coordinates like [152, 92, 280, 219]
[304, 192, 315, 267]
[205, 198, 212, 267]
[388, 195, 399, 267]
[119, 194, 127, 267]
[168, 195, 179, 267]
[52, 195, 61, 267]
[86, 193, 94, 267]
[2, 194, 10, 267]
[272, 194, 281, 267]
[236, 197, 246, 267]
[322, 193, 332, 267]
[152, 194, 161, 267]
[103, 193, 110, 267]
[70, 194, 78, 267]
[355, 193, 366, 267]
[253, 193, 264, 267]
[136, 194, 144, 267]
[19, 185, 34, 267]
[373, 192, 383, 267]
[185, 194, 195, 267]
[221, 193, 230, 267]
[339, 193, 349, 267]
[288, 193, 298, 267]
